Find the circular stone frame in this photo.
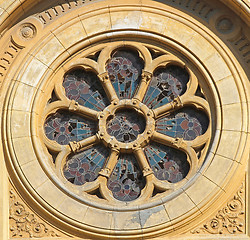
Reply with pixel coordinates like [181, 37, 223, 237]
[98, 99, 155, 152]
[2, 0, 249, 239]
[35, 38, 212, 208]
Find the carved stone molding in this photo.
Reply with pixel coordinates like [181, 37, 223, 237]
[11, 17, 43, 48]
[37, 0, 96, 25]
[191, 182, 245, 235]
[19, 24, 36, 40]
[9, 188, 63, 238]
[0, 16, 43, 88]
[167, 0, 215, 22]
[0, 41, 22, 81]
[229, 30, 250, 65]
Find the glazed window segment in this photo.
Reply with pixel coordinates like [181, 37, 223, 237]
[63, 68, 109, 111]
[156, 108, 209, 140]
[107, 154, 146, 201]
[64, 145, 109, 185]
[44, 111, 97, 145]
[106, 49, 144, 99]
[145, 143, 189, 183]
[106, 109, 146, 143]
[143, 65, 189, 109]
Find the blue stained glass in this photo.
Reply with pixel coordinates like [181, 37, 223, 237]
[107, 154, 145, 201]
[44, 111, 97, 145]
[106, 49, 144, 99]
[156, 108, 209, 141]
[145, 143, 189, 183]
[63, 145, 109, 185]
[143, 65, 189, 109]
[63, 68, 109, 111]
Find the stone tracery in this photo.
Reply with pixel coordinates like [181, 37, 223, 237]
[43, 44, 210, 202]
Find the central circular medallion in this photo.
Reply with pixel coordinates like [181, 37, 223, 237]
[98, 99, 155, 152]
[106, 108, 146, 143]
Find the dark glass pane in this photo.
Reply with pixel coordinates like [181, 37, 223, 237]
[63, 68, 109, 111]
[106, 109, 146, 143]
[44, 111, 97, 145]
[143, 65, 189, 109]
[106, 49, 144, 99]
[107, 154, 145, 201]
[145, 143, 189, 183]
[63, 145, 109, 185]
[156, 108, 209, 141]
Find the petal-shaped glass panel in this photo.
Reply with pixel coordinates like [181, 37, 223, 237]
[44, 111, 97, 145]
[63, 145, 109, 185]
[63, 68, 109, 111]
[106, 49, 144, 99]
[107, 154, 146, 201]
[145, 143, 189, 183]
[143, 65, 189, 109]
[106, 109, 146, 143]
[156, 108, 209, 140]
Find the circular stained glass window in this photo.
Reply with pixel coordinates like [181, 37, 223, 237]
[2, 2, 249, 238]
[42, 42, 211, 203]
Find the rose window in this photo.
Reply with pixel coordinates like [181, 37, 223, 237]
[43, 43, 210, 203]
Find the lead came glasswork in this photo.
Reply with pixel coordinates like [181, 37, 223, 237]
[106, 49, 144, 99]
[145, 143, 189, 183]
[44, 111, 97, 145]
[63, 68, 109, 111]
[43, 45, 210, 202]
[107, 154, 146, 201]
[63, 145, 109, 185]
[156, 108, 209, 140]
[106, 109, 146, 143]
[143, 65, 189, 109]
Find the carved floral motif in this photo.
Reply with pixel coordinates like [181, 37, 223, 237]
[9, 189, 61, 238]
[191, 182, 245, 234]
